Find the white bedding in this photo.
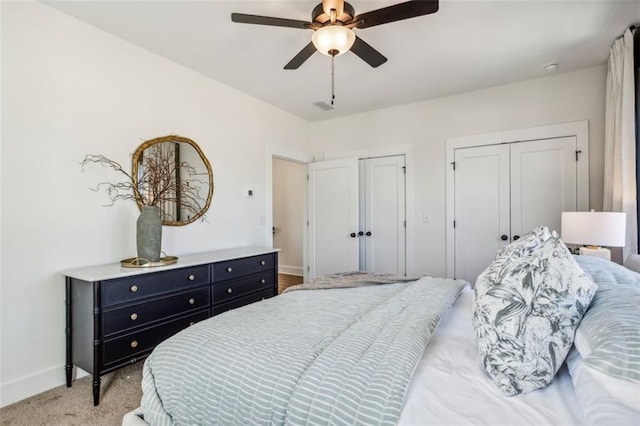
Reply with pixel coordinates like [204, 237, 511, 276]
[398, 286, 584, 426]
[566, 340, 640, 425]
[124, 285, 586, 426]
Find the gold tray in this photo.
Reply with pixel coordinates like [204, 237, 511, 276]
[120, 256, 178, 268]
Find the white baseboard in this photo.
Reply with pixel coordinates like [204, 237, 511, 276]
[278, 265, 303, 276]
[0, 365, 87, 408]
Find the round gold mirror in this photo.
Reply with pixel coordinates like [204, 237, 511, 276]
[132, 135, 213, 226]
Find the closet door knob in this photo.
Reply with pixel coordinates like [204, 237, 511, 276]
[358, 231, 364, 236]
[350, 233, 357, 238]
[366, 231, 372, 236]
[513, 235, 520, 241]
[501, 235, 508, 241]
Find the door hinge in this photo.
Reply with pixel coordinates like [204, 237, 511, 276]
[307, 174, 309, 181]
[403, 220, 406, 228]
[451, 161, 456, 171]
[575, 150, 582, 162]
[402, 166, 406, 174]
[307, 266, 310, 272]
[453, 220, 456, 228]
[307, 220, 310, 227]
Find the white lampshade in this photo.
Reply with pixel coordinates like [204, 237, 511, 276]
[561, 211, 626, 247]
[311, 25, 355, 56]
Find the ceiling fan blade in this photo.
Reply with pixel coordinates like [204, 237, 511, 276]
[350, 36, 387, 68]
[231, 13, 312, 30]
[284, 42, 318, 70]
[351, 0, 439, 29]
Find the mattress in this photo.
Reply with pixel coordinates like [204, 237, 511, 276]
[123, 286, 585, 426]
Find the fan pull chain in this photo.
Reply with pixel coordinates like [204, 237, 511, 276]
[331, 53, 335, 106]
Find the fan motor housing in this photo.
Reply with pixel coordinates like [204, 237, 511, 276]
[312, 2, 355, 25]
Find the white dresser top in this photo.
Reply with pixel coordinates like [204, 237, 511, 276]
[62, 247, 279, 282]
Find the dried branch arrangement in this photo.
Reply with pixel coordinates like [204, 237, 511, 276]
[81, 143, 208, 222]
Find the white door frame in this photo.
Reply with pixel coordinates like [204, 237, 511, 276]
[445, 120, 589, 278]
[265, 143, 313, 281]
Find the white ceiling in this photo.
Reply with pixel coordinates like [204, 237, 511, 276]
[43, 0, 640, 122]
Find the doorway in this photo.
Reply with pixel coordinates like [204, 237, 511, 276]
[272, 157, 306, 292]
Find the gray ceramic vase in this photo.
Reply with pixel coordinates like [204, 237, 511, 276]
[136, 205, 162, 262]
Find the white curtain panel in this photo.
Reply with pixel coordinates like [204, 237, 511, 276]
[603, 28, 637, 260]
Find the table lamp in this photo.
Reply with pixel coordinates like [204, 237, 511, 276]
[561, 210, 626, 261]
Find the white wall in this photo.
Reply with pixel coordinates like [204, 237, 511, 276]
[0, 2, 310, 406]
[309, 66, 607, 278]
[272, 158, 305, 275]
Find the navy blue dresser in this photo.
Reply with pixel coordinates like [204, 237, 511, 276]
[63, 247, 279, 405]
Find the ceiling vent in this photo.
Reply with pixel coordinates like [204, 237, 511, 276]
[313, 101, 334, 111]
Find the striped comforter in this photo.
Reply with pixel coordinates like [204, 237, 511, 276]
[141, 276, 466, 425]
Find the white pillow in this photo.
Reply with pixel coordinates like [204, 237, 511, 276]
[473, 227, 597, 396]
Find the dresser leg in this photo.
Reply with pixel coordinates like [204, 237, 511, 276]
[65, 365, 73, 388]
[65, 277, 73, 387]
[92, 375, 101, 406]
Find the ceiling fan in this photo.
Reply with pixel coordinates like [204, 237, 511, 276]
[231, 0, 439, 70]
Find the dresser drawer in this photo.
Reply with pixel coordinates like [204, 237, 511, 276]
[213, 288, 275, 316]
[213, 272, 273, 304]
[213, 253, 275, 282]
[102, 265, 209, 307]
[102, 309, 209, 367]
[103, 288, 209, 336]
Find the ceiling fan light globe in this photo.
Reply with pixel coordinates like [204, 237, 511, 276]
[311, 25, 355, 56]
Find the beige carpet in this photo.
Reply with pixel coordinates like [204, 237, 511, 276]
[1, 362, 143, 426]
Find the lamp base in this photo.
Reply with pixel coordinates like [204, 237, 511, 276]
[578, 246, 611, 261]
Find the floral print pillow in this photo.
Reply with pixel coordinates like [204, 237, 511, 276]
[473, 226, 597, 396]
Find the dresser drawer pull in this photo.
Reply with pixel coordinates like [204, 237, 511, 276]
[227, 267, 233, 273]
[260, 279, 266, 284]
[130, 285, 138, 292]
[188, 274, 195, 281]
[130, 340, 138, 348]
[260, 260, 266, 266]
[188, 298, 195, 305]
[130, 313, 138, 321]
[227, 288, 233, 294]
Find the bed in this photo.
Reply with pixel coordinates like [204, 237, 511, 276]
[123, 228, 640, 425]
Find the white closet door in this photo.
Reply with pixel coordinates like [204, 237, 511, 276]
[510, 137, 577, 238]
[360, 156, 406, 274]
[308, 158, 359, 278]
[454, 144, 510, 285]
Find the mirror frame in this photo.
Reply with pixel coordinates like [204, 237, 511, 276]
[132, 135, 214, 226]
